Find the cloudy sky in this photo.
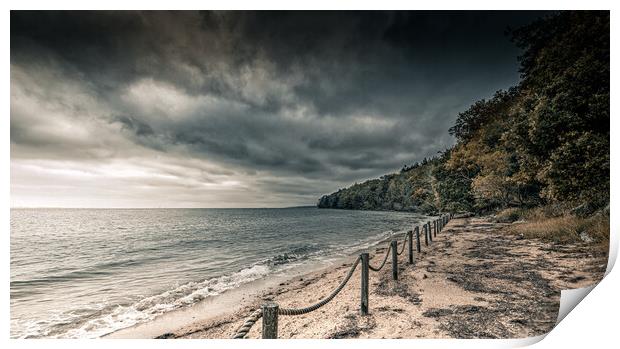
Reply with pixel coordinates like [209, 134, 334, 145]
[11, 11, 549, 208]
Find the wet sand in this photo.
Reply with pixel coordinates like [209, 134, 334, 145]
[119, 217, 607, 339]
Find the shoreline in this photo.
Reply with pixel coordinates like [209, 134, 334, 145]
[104, 225, 421, 339]
[119, 216, 606, 339]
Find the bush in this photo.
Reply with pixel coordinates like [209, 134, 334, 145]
[493, 207, 528, 223]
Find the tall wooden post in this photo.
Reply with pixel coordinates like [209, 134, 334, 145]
[262, 302, 279, 339]
[407, 230, 414, 264]
[391, 240, 398, 280]
[434, 220, 437, 237]
[424, 224, 429, 246]
[360, 253, 369, 315]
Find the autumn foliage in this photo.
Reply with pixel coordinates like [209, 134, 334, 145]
[318, 11, 609, 217]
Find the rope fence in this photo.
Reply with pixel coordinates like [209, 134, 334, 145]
[278, 256, 361, 316]
[396, 235, 407, 255]
[232, 212, 454, 338]
[368, 243, 391, 272]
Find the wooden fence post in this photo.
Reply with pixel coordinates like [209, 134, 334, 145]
[391, 240, 398, 280]
[407, 230, 414, 264]
[360, 253, 369, 315]
[434, 220, 437, 237]
[428, 222, 433, 243]
[415, 226, 421, 253]
[424, 224, 429, 246]
[262, 302, 279, 339]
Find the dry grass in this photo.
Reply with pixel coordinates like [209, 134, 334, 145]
[505, 210, 609, 248]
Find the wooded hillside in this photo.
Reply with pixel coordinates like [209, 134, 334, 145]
[318, 11, 609, 216]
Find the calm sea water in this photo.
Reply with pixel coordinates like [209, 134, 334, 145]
[10, 207, 431, 338]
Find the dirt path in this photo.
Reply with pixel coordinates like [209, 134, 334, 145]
[164, 217, 606, 339]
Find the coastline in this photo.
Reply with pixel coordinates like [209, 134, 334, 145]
[109, 217, 607, 339]
[104, 225, 419, 339]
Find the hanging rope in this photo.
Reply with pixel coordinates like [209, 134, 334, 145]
[231, 308, 263, 339]
[397, 234, 407, 255]
[369, 244, 391, 271]
[278, 256, 361, 316]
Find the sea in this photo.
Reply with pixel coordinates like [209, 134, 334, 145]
[10, 207, 433, 338]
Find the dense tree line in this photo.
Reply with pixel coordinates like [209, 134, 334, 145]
[318, 11, 609, 216]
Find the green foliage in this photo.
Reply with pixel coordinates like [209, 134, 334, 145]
[317, 158, 440, 214]
[318, 11, 609, 216]
[432, 151, 475, 212]
[449, 89, 516, 143]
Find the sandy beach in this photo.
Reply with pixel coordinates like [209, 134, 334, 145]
[109, 217, 606, 339]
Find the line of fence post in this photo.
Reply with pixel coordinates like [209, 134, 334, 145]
[360, 252, 369, 315]
[407, 230, 414, 264]
[262, 302, 279, 339]
[248, 212, 456, 339]
[391, 240, 398, 280]
[415, 226, 421, 253]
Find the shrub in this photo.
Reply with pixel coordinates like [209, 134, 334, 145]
[494, 207, 528, 223]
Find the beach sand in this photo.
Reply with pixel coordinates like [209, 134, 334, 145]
[115, 217, 607, 339]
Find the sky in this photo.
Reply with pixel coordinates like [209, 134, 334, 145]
[10, 11, 550, 208]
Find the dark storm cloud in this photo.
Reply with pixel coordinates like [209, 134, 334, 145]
[10, 11, 551, 206]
